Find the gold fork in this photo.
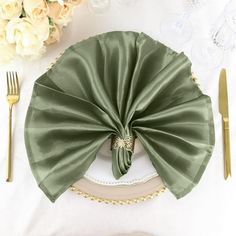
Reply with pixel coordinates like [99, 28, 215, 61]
[6, 72, 20, 182]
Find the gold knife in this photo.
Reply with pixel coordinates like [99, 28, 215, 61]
[219, 68, 231, 179]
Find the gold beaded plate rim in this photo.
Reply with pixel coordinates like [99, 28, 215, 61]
[70, 186, 166, 205]
[70, 176, 166, 205]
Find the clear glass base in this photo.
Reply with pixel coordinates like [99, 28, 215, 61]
[160, 14, 192, 45]
[191, 39, 224, 68]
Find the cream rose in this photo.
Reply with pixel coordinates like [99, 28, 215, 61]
[23, 0, 49, 20]
[45, 23, 62, 45]
[6, 17, 49, 59]
[0, 20, 15, 64]
[48, 2, 74, 26]
[0, 20, 8, 42]
[0, 0, 23, 20]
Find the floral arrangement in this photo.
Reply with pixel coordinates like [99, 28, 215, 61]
[0, 0, 81, 64]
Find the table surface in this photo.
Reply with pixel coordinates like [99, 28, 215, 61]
[1, 1, 236, 236]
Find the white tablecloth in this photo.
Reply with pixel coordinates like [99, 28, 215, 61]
[1, 1, 236, 235]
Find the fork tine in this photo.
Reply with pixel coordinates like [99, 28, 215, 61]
[9, 72, 12, 94]
[12, 72, 16, 95]
[7, 71, 20, 95]
[6, 72, 10, 95]
[9, 72, 13, 95]
[15, 72, 19, 95]
[10, 72, 13, 94]
[14, 72, 20, 95]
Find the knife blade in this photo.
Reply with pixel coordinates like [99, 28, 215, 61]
[219, 68, 231, 179]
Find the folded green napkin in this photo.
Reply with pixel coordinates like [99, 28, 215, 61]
[25, 31, 215, 202]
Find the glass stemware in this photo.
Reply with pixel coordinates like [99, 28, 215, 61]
[191, 39, 224, 69]
[160, 0, 205, 46]
[211, 0, 236, 50]
[191, 0, 236, 68]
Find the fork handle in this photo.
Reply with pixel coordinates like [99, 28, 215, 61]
[6, 105, 13, 182]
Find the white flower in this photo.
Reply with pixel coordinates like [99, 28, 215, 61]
[6, 17, 49, 59]
[23, 0, 49, 20]
[0, 20, 8, 42]
[0, 20, 15, 64]
[48, 1, 74, 26]
[0, 0, 23, 20]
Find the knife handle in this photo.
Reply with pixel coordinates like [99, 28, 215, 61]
[222, 118, 231, 179]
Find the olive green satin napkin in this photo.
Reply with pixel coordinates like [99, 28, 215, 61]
[24, 31, 215, 202]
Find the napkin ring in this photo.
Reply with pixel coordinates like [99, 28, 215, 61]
[111, 135, 135, 152]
